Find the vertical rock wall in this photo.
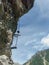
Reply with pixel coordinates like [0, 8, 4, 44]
[0, 0, 34, 65]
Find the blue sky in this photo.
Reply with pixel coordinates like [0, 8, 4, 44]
[11, 0, 49, 64]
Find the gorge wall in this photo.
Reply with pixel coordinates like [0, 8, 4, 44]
[0, 0, 34, 65]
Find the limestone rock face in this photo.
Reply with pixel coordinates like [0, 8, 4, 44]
[0, 0, 34, 65]
[0, 55, 13, 65]
[0, 55, 22, 65]
[14, 63, 22, 65]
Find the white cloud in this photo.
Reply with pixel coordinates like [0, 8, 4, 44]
[41, 34, 49, 46]
[25, 39, 37, 46]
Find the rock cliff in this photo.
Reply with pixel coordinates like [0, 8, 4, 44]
[0, 0, 34, 65]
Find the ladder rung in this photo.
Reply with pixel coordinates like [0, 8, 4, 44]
[11, 47, 17, 49]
